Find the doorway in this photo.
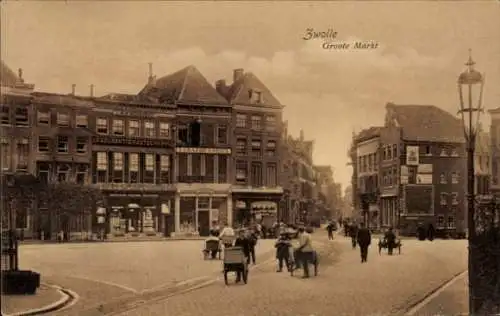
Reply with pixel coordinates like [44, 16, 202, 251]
[198, 210, 210, 236]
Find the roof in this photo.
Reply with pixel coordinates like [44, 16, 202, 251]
[224, 72, 282, 107]
[139, 65, 228, 106]
[99, 93, 159, 104]
[0, 60, 19, 87]
[32, 92, 94, 108]
[355, 126, 383, 143]
[386, 103, 464, 143]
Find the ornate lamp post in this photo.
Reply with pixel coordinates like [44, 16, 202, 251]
[457, 49, 485, 314]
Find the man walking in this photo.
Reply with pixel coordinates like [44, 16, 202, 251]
[296, 226, 314, 278]
[357, 222, 371, 263]
[326, 221, 335, 240]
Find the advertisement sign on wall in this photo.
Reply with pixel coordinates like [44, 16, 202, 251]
[406, 146, 420, 165]
[417, 174, 433, 184]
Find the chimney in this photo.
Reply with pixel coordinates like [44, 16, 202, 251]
[233, 68, 244, 83]
[300, 129, 304, 141]
[148, 62, 154, 84]
[71, 84, 76, 96]
[90, 84, 94, 98]
[18, 68, 24, 83]
[215, 79, 227, 97]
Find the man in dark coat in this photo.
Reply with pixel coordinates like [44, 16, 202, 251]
[234, 230, 251, 282]
[326, 221, 335, 240]
[247, 230, 258, 264]
[356, 222, 372, 263]
[275, 232, 292, 272]
[350, 223, 359, 249]
[427, 224, 435, 241]
[384, 227, 397, 255]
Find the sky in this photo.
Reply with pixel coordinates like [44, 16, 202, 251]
[1, 1, 499, 191]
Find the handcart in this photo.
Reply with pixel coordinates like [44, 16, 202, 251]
[222, 246, 249, 285]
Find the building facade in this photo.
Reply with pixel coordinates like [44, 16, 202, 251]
[216, 69, 284, 228]
[314, 165, 342, 220]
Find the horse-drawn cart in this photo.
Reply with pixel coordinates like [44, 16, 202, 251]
[223, 246, 249, 285]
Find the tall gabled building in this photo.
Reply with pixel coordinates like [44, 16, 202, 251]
[140, 65, 233, 236]
[216, 69, 284, 227]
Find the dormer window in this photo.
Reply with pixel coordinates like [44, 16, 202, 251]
[249, 89, 263, 104]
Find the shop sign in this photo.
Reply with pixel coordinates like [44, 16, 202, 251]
[161, 203, 170, 214]
[175, 147, 231, 155]
[236, 200, 246, 209]
[406, 146, 419, 165]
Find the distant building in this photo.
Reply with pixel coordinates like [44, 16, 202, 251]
[314, 165, 341, 220]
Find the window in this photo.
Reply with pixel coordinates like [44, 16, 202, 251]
[96, 152, 108, 183]
[112, 119, 124, 136]
[374, 153, 379, 171]
[57, 136, 69, 153]
[97, 118, 108, 134]
[250, 90, 263, 104]
[76, 115, 88, 128]
[266, 163, 277, 187]
[266, 141, 276, 156]
[144, 121, 155, 137]
[57, 164, 70, 182]
[440, 148, 448, 157]
[440, 193, 447, 205]
[76, 165, 87, 184]
[437, 215, 445, 228]
[392, 144, 398, 159]
[236, 114, 247, 128]
[178, 125, 188, 143]
[440, 173, 447, 184]
[159, 122, 170, 138]
[236, 161, 247, 184]
[217, 125, 228, 144]
[423, 145, 432, 155]
[16, 138, 29, 170]
[236, 138, 247, 155]
[160, 155, 170, 184]
[251, 162, 263, 187]
[144, 153, 155, 183]
[74, 137, 87, 154]
[112, 153, 124, 183]
[57, 113, 69, 127]
[451, 172, 459, 184]
[251, 139, 261, 157]
[198, 197, 210, 209]
[15, 107, 29, 126]
[129, 153, 139, 183]
[1, 106, 10, 125]
[251, 115, 262, 130]
[266, 116, 276, 132]
[447, 216, 456, 229]
[387, 146, 392, 160]
[200, 154, 206, 176]
[37, 162, 50, 184]
[450, 148, 459, 157]
[451, 192, 459, 205]
[218, 155, 227, 183]
[1, 138, 10, 170]
[128, 120, 140, 137]
[38, 111, 50, 125]
[38, 137, 50, 153]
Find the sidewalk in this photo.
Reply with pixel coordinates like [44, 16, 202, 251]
[1, 284, 69, 316]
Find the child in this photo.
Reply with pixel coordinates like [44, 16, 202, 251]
[275, 232, 292, 272]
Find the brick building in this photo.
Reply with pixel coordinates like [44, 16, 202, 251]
[139, 65, 232, 237]
[216, 69, 283, 228]
[351, 103, 468, 237]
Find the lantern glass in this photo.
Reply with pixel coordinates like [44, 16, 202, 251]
[457, 66, 484, 140]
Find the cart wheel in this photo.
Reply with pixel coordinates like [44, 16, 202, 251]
[242, 269, 248, 284]
[223, 271, 229, 285]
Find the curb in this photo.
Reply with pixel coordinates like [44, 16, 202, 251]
[3, 284, 76, 316]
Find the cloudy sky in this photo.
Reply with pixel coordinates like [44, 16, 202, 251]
[2, 1, 499, 190]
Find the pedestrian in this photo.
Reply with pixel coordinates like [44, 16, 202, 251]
[384, 227, 397, 255]
[357, 222, 372, 263]
[234, 229, 251, 283]
[210, 220, 220, 237]
[296, 226, 314, 278]
[350, 223, 359, 249]
[219, 222, 235, 248]
[326, 221, 334, 240]
[247, 229, 258, 264]
[427, 224, 435, 241]
[275, 232, 291, 272]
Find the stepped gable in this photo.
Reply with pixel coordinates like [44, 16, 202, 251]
[223, 70, 282, 107]
[386, 103, 464, 143]
[139, 65, 228, 106]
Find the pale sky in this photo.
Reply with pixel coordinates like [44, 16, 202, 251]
[2, 1, 499, 190]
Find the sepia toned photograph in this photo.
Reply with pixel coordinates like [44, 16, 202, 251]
[0, 1, 499, 315]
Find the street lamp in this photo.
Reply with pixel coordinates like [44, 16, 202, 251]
[457, 49, 485, 315]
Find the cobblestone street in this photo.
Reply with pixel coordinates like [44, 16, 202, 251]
[115, 236, 467, 316]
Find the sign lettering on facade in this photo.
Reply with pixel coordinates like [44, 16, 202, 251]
[175, 147, 231, 155]
[417, 174, 433, 184]
[417, 164, 433, 174]
[406, 146, 419, 165]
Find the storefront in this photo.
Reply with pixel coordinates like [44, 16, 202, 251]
[231, 187, 283, 227]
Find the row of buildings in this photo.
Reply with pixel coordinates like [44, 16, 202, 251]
[349, 102, 494, 236]
[1, 61, 342, 239]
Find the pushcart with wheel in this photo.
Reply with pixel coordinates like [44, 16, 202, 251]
[223, 246, 248, 285]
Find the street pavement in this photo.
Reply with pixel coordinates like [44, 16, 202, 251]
[18, 238, 277, 314]
[113, 235, 468, 316]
